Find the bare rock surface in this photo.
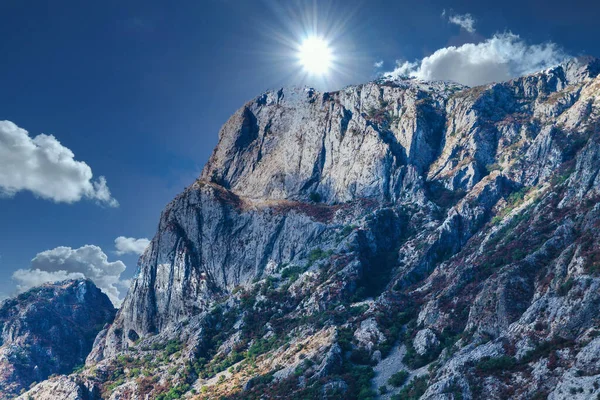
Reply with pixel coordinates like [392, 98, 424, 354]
[18, 56, 600, 399]
[0, 280, 114, 399]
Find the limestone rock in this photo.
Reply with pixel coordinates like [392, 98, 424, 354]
[0, 280, 114, 399]
[414, 329, 440, 356]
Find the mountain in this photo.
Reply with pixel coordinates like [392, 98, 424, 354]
[21, 56, 600, 399]
[0, 280, 115, 399]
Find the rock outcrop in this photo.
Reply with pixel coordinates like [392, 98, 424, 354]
[21, 56, 600, 399]
[0, 280, 115, 399]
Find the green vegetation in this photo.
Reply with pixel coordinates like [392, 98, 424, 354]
[247, 336, 279, 359]
[520, 337, 575, 364]
[402, 340, 437, 369]
[309, 192, 322, 203]
[444, 381, 464, 400]
[155, 384, 191, 400]
[494, 187, 530, 221]
[401, 326, 462, 369]
[337, 327, 354, 352]
[391, 375, 429, 400]
[164, 340, 183, 357]
[486, 163, 501, 173]
[425, 181, 466, 208]
[280, 265, 305, 281]
[557, 278, 575, 296]
[342, 363, 377, 400]
[475, 355, 517, 374]
[340, 224, 357, 237]
[473, 337, 575, 379]
[371, 306, 416, 358]
[307, 248, 332, 264]
[71, 364, 85, 374]
[366, 106, 393, 127]
[349, 348, 375, 365]
[388, 370, 409, 387]
[491, 188, 533, 227]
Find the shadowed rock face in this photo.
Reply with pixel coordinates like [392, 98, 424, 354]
[0, 280, 115, 399]
[21, 57, 600, 400]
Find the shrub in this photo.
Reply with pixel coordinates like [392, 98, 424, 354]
[486, 163, 501, 173]
[557, 278, 574, 296]
[281, 265, 305, 280]
[350, 348, 374, 365]
[425, 181, 466, 208]
[155, 383, 191, 400]
[521, 337, 574, 364]
[340, 224, 357, 237]
[392, 375, 428, 400]
[307, 248, 332, 263]
[475, 355, 516, 374]
[402, 340, 440, 369]
[507, 188, 528, 206]
[342, 363, 376, 400]
[337, 327, 354, 352]
[246, 336, 278, 359]
[388, 370, 409, 387]
[159, 340, 182, 357]
[309, 192, 322, 203]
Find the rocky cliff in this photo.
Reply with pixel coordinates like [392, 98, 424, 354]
[22, 56, 600, 399]
[0, 280, 115, 399]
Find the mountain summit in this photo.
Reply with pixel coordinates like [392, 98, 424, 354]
[0, 279, 114, 399]
[19, 56, 600, 399]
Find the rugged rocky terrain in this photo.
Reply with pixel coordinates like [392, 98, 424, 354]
[18, 56, 600, 399]
[0, 280, 115, 399]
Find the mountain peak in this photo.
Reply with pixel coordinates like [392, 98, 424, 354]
[560, 55, 600, 83]
[0, 279, 115, 398]
[16, 53, 600, 400]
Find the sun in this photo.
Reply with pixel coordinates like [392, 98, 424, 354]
[298, 36, 332, 76]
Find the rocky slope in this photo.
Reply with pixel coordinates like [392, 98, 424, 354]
[0, 280, 115, 399]
[21, 56, 600, 399]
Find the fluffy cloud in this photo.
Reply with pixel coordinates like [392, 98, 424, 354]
[12, 245, 127, 306]
[0, 120, 118, 206]
[446, 12, 476, 33]
[385, 33, 568, 87]
[115, 236, 150, 255]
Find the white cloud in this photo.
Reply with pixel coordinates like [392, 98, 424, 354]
[12, 269, 85, 288]
[385, 33, 569, 87]
[447, 13, 476, 33]
[374, 60, 384, 69]
[0, 120, 118, 206]
[115, 236, 150, 255]
[12, 245, 127, 306]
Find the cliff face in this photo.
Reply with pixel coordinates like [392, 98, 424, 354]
[24, 56, 600, 400]
[0, 280, 115, 399]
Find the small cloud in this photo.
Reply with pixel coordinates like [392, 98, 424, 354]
[115, 236, 150, 256]
[385, 33, 569, 87]
[12, 245, 128, 306]
[374, 60, 384, 69]
[447, 12, 476, 33]
[387, 60, 419, 78]
[0, 121, 118, 207]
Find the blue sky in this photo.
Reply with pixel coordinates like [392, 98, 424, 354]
[0, 0, 598, 304]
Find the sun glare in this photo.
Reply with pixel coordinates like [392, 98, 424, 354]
[298, 36, 332, 75]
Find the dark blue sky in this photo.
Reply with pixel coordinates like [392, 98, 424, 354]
[0, 0, 598, 301]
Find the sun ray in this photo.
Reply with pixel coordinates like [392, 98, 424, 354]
[231, 0, 371, 91]
[298, 36, 333, 75]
